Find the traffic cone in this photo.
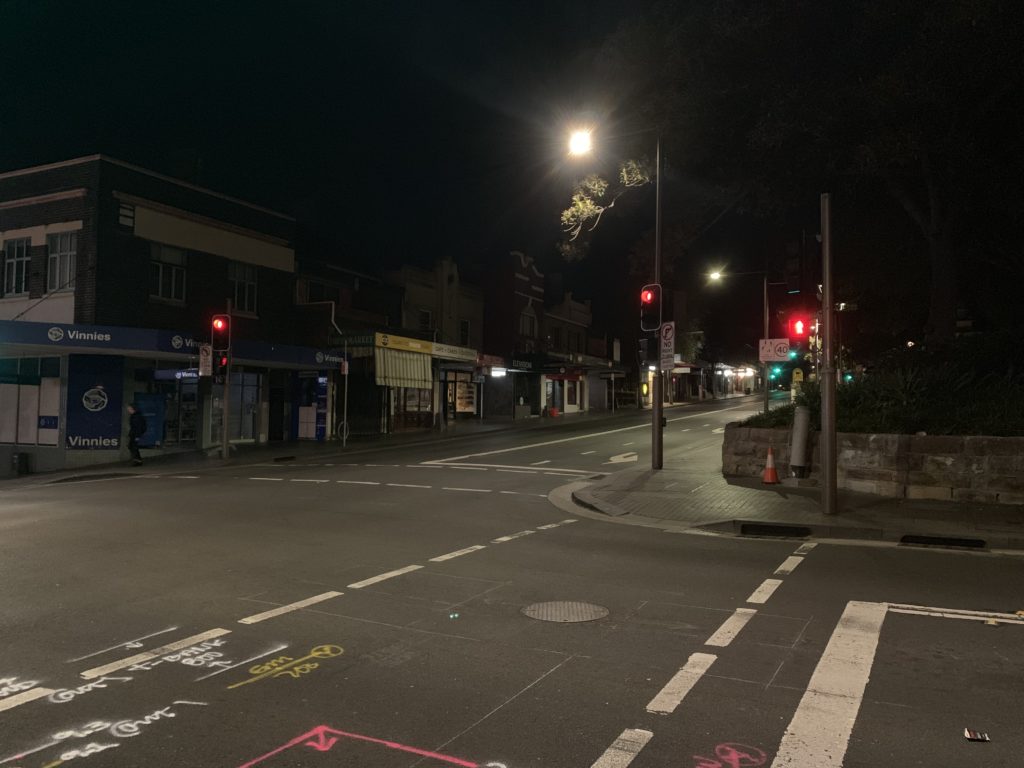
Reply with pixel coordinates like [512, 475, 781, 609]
[762, 446, 780, 484]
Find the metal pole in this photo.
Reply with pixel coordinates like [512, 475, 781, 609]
[820, 193, 838, 514]
[221, 298, 231, 460]
[763, 275, 770, 414]
[342, 339, 349, 448]
[652, 135, 664, 470]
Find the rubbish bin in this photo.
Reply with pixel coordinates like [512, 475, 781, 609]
[11, 452, 30, 476]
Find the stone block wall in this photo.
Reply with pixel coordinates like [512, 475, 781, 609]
[721, 424, 1024, 505]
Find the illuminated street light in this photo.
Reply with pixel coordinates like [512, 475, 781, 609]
[709, 271, 722, 281]
[568, 129, 592, 156]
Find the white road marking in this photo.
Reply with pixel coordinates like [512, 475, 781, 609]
[774, 556, 805, 575]
[536, 523, 560, 529]
[605, 452, 638, 464]
[497, 469, 536, 474]
[443, 487, 491, 493]
[622, 442, 634, 446]
[67, 626, 179, 662]
[171, 475, 200, 479]
[680, 428, 691, 432]
[0, 686, 56, 713]
[770, 601, 887, 768]
[290, 478, 329, 483]
[347, 565, 423, 589]
[747, 578, 783, 604]
[387, 483, 432, 489]
[447, 466, 488, 471]
[194, 644, 290, 681]
[499, 490, 520, 495]
[590, 728, 653, 768]
[702, 423, 710, 427]
[581, 450, 596, 455]
[436, 462, 597, 474]
[545, 471, 579, 476]
[250, 477, 283, 481]
[711, 427, 725, 433]
[80, 628, 232, 679]
[238, 591, 344, 625]
[409, 464, 443, 468]
[337, 480, 380, 485]
[365, 464, 399, 467]
[794, 542, 817, 554]
[530, 460, 551, 465]
[560, 519, 578, 524]
[705, 608, 757, 647]
[492, 530, 535, 543]
[429, 545, 487, 562]
[888, 603, 1024, 624]
[646, 652, 717, 714]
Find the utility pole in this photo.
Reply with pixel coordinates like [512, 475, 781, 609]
[820, 194, 837, 514]
[652, 136, 664, 470]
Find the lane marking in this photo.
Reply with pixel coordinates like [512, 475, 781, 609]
[590, 728, 654, 768]
[680, 428, 691, 432]
[194, 644, 290, 681]
[536, 523, 560, 530]
[238, 591, 344, 625]
[888, 603, 1024, 624]
[497, 469, 536, 474]
[747, 578, 783, 604]
[702, 423, 710, 427]
[347, 565, 423, 589]
[435, 462, 596, 474]
[705, 608, 757, 647]
[0, 686, 56, 713]
[774, 556, 804, 575]
[387, 483, 432, 489]
[409, 464, 443, 468]
[770, 601, 886, 768]
[337, 480, 380, 485]
[794, 542, 817, 554]
[646, 652, 717, 714]
[290, 478, 329, 483]
[530, 460, 551, 465]
[67, 626, 179, 662]
[80, 628, 232, 679]
[581, 450, 596, 455]
[499, 490, 520, 495]
[491, 530, 535, 543]
[545, 471, 580, 476]
[366, 464, 399, 467]
[447, 466, 487, 471]
[429, 545, 487, 562]
[560, 519, 579, 524]
[172, 475, 200, 479]
[443, 487, 491, 493]
[622, 442, 634, 446]
[250, 477, 283, 481]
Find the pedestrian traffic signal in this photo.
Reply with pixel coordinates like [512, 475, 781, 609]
[788, 315, 809, 340]
[640, 283, 662, 332]
[213, 353, 230, 375]
[211, 314, 231, 352]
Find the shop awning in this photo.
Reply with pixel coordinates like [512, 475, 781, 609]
[375, 346, 432, 389]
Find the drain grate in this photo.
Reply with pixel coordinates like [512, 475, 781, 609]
[521, 601, 609, 623]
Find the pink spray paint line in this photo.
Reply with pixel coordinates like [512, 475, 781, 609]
[238, 725, 479, 768]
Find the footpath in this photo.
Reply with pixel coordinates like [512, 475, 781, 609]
[571, 442, 1024, 552]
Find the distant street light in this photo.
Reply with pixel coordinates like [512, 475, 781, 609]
[568, 129, 592, 156]
[709, 271, 723, 281]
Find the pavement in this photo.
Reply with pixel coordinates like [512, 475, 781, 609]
[570, 443, 1024, 553]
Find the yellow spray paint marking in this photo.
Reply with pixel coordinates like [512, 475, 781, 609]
[227, 645, 343, 690]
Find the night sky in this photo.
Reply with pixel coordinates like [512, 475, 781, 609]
[1, 1, 638, 272]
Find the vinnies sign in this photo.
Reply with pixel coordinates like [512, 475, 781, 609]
[66, 355, 124, 450]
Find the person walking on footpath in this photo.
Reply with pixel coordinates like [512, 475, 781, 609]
[127, 404, 147, 466]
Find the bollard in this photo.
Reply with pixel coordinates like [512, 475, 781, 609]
[790, 406, 811, 478]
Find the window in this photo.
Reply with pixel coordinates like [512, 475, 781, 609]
[150, 244, 186, 302]
[550, 326, 562, 350]
[229, 261, 258, 313]
[418, 309, 433, 331]
[3, 238, 30, 296]
[118, 204, 135, 228]
[518, 309, 536, 338]
[47, 231, 77, 291]
[459, 319, 471, 346]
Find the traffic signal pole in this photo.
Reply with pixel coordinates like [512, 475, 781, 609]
[221, 299, 232, 461]
[652, 136, 663, 471]
[820, 194, 838, 514]
[763, 275, 770, 415]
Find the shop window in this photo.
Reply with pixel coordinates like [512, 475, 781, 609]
[0, 356, 60, 445]
[47, 231, 77, 292]
[229, 261, 258, 313]
[150, 243, 186, 302]
[2, 237, 30, 296]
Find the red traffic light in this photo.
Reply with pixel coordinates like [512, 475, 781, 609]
[641, 288, 655, 304]
[788, 316, 809, 338]
[213, 317, 226, 331]
[211, 314, 231, 352]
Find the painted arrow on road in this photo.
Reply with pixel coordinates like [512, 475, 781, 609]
[604, 452, 638, 465]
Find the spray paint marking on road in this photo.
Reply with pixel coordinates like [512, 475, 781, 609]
[238, 592, 344, 625]
[348, 565, 423, 589]
[646, 652, 717, 714]
[589, 728, 654, 768]
[746, 579, 783, 604]
[67, 627, 179, 663]
[705, 608, 757, 648]
[79, 629, 231, 680]
[194, 644, 290, 681]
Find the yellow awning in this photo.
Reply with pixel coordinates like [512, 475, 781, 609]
[375, 346, 433, 389]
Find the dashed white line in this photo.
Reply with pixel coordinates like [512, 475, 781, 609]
[499, 490, 520, 495]
[365, 464, 399, 467]
[347, 565, 423, 589]
[491, 530, 535, 543]
[250, 477, 283, 481]
[171, 475, 200, 479]
[337, 480, 380, 485]
[497, 469, 536, 474]
[622, 442, 634, 446]
[702, 423, 710, 427]
[429, 545, 487, 562]
[409, 464, 443, 468]
[590, 728, 653, 768]
[238, 591, 344, 625]
[80, 628, 232, 679]
[530, 460, 552, 465]
[581, 450, 596, 455]
[705, 608, 757, 647]
[536, 523, 560, 530]
[443, 487, 492, 493]
[387, 483, 432, 489]
[646, 652, 717, 714]
[680, 428, 691, 432]
[447, 466, 488, 471]
[560, 519, 578, 524]
[794, 542, 817, 554]
[290, 478, 329, 483]
[0, 686, 57, 713]
[747, 578, 783, 604]
[774, 556, 804, 575]
[770, 601, 886, 768]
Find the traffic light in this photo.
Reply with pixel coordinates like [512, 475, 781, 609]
[211, 314, 231, 352]
[640, 283, 662, 332]
[788, 315, 809, 341]
[638, 338, 650, 364]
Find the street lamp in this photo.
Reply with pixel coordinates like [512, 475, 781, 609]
[707, 269, 781, 416]
[569, 126, 664, 470]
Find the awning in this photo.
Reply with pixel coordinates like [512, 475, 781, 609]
[375, 346, 432, 389]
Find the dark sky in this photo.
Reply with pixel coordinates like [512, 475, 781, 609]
[1, 0, 636, 271]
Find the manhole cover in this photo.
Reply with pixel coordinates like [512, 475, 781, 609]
[521, 601, 609, 623]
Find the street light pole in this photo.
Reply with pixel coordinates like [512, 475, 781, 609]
[820, 193, 838, 514]
[652, 135, 663, 471]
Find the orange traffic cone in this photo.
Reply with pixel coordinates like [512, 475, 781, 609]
[762, 446, 780, 484]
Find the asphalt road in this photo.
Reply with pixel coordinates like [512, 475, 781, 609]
[1, 396, 1021, 768]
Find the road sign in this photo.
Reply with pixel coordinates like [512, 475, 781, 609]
[759, 338, 792, 362]
[792, 368, 804, 383]
[659, 322, 675, 371]
[198, 344, 213, 376]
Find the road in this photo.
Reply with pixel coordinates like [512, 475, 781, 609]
[1, 396, 1021, 767]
